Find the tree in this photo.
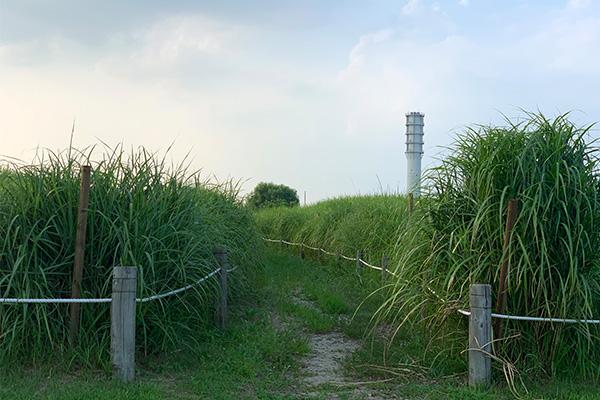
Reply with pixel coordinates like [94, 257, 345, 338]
[246, 182, 300, 210]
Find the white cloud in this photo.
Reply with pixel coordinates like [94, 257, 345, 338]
[459, 0, 469, 6]
[131, 16, 230, 66]
[568, 0, 591, 9]
[337, 29, 394, 81]
[402, 0, 425, 16]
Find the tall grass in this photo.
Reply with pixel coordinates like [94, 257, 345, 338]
[254, 194, 410, 268]
[0, 145, 262, 367]
[381, 112, 600, 377]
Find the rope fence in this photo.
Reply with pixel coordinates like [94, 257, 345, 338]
[264, 237, 398, 281]
[0, 266, 235, 305]
[0, 245, 235, 382]
[267, 237, 600, 326]
[457, 308, 600, 324]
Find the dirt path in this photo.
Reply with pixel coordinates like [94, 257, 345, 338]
[286, 293, 397, 399]
[301, 329, 360, 387]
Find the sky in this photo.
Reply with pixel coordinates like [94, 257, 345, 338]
[1, 0, 599, 203]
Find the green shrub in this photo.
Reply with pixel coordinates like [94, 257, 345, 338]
[246, 182, 300, 210]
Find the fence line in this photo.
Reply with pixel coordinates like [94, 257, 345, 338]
[359, 258, 383, 271]
[0, 266, 230, 305]
[458, 308, 600, 324]
[267, 236, 600, 326]
[265, 237, 399, 277]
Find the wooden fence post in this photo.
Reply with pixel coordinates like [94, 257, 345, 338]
[111, 266, 137, 382]
[469, 284, 492, 388]
[70, 165, 91, 346]
[495, 199, 519, 339]
[214, 246, 228, 330]
[356, 250, 363, 276]
[300, 243, 305, 259]
[279, 235, 283, 251]
[318, 247, 323, 263]
[408, 193, 414, 217]
[382, 256, 389, 286]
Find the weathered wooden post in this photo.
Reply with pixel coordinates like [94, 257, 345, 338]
[469, 284, 492, 388]
[300, 243, 305, 259]
[70, 165, 91, 345]
[214, 246, 228, 330]
[318, 247, 323, 263]
[408, 193, 414, 217]
[111, 266, 137, 382]
[356, 250, 363, 276]
[382, 256, 389, 286]
[279, 235, 283, 251]
[495, 199, 519, 339]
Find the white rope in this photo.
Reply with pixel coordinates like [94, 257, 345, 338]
[282, 240, 302, 246]
[340, 254, 358, 261]
[0, 297, 112, 304]
[303, 244, 320, 251]
[137, 268, 221, 303]
[0, 265, 237, 305]
[264, 238, 280, 243]
[458, 309, 600, 324]
[359, 258, 383, 271]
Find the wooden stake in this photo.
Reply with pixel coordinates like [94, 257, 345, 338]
[356, 250, 363, 276]
[381, 256, 389, 286]
[469, 284, 492, 388]
[214, 246, 228, 330]
[111, 266, 137, 382]
[495, 199, 518, 339]
[69, 165, 91, 345]
[408, 193, 414, 217]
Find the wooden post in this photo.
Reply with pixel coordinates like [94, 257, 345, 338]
[279, 235, 283, 251]
[469, 284, 492, 388]
[495, 199, 519, 339]
[408, 193, 414, 217]
[356, 250, 363, 276]
[318, 247, 323, 263]
[214, 246, 228, 330]
[70, 165, 91, 345]
[111, 266, 137, 382]
[300, 243, 305, 259]
[381, 256, 389, 286]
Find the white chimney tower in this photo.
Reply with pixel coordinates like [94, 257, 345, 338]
[405, 112, 425, 196]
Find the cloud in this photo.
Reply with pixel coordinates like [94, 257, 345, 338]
[459, 0, 469, 6]
[402, 0, 425, 16]
[135, 16, 224, 64]
[568, 0, 591, 9]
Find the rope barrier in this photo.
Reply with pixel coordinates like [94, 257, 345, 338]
[267, 236, 600, 324]
[0, 297, 112, 304]
[458, 309, 600, 324]
[359, 258, 383, 271]
[302, 244, 320, 251]
[0, 265, 237, 305]
[137, 268, 221, 303]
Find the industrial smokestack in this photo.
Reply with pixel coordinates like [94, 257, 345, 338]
[405, 112, 425, 196]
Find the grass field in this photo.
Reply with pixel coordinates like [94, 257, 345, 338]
[2, 248, 598, 399]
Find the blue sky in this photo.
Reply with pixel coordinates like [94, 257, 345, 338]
[1, 0, 599, 202]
